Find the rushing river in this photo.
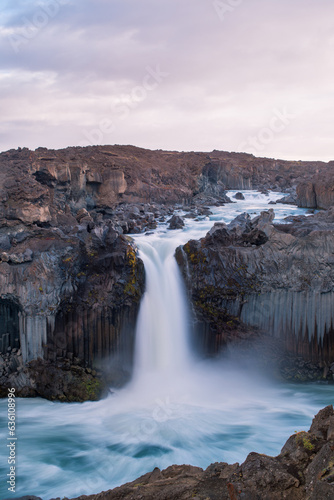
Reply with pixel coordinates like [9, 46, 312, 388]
[0, 191, 333, 499]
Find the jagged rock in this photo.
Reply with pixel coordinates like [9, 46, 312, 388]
[0, 144, 334, 399]
[228, 212, 252, 233]
[176, 208, 334, 366]
[62, 406, 334, 500]
[0, 220, 145, 400]
[76, 208, 91, 222]
[297, 172, 334, 209]
[0, 252, 9, 262]
[0, 234, 11, 250]
[168, 214, 185, 230]
[276, 193, 297, 205]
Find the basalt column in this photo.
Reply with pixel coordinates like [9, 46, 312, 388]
[0, 299, 20, 353]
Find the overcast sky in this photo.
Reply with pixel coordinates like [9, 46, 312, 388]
[0, 0, 333, 160]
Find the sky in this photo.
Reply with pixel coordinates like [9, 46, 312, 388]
[0, 0, 333, 161]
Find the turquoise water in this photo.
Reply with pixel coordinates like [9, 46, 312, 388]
[0, 191, 331, 500]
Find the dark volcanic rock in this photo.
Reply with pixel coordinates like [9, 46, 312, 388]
[176, 208, 334, 366]
[233, 191, 245, 200]
[168, 214, 185, 230]
[276, 192, 298, 205]
[296, 168, 334, 209]
[61, 406, 334, 500]
[0, 221, 145, 401]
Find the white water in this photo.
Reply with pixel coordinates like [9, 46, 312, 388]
[133, 238, 192, 380]
[1, 191, 332, 500]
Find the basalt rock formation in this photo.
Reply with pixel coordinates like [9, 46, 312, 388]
[296, 173, 334, 209]
[0, 144, 334, 399]
[45, 405, 334, 500]
[176, 208, 334, 373]
[0, 218, 145, 401]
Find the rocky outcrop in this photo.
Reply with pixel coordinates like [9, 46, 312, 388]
[176, 208, 334, 368]
[0, 349, 105, 401]
[296, 170, 334, 209]
[168, 214, 185, 230]
[0, 217, 145, 400]
[51, 405, 334, 500]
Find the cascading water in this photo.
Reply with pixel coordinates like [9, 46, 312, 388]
[0, 191, 332, 500]
[133, 237, 192, 380]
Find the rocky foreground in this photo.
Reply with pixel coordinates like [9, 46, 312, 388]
[16, 405, 334, 500]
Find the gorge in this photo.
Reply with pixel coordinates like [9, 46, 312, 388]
[0, 145, 334, 499]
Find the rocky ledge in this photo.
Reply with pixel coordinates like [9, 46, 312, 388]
[27, 405, 332, 500]
[176, 208, 334, 373]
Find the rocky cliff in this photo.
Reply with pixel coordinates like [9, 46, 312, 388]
[176, 208, 334, 374]
[0, 146, 333, 225]
[296, 171, 334, 209]
[0, 217, 145, 400]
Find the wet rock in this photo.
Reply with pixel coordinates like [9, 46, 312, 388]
[0, 234, 11, 250]
[228, 212, 252, 233]
[234, 192, 245, 200]
[168, 214, 185, 230]
[0, 251, 9, 262]
[276, 193, 297, 205]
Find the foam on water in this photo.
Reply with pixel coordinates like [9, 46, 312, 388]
[0, 191, 330, 499]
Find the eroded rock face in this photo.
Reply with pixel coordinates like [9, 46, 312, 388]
[0, 218, 145, 400]
[176, 209, 334, 366]
[56, 405, 334, 500]
[0, 146, 333, 229]
[296, 168, 334, 209]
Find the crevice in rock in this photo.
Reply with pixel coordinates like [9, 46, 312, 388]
[0, 298, 21, 353]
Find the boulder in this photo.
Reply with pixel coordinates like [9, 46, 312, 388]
[168, 214, 185, 230]
[233, 192, 245, 200]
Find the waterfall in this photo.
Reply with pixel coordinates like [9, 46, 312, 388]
[132, 235, 192, 382]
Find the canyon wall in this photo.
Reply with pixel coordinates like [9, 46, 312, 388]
[0, 146, 333, 225]
[0, 217, 145, 399]
[176, 209, 334, 366]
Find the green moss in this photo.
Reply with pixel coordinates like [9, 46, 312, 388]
[295, 431, 315, 451]
[63, 256, 73, 263]
[123, 245, 142, 301]
[83, 377, 103, 400]
[184, 242, 208, 266]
